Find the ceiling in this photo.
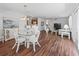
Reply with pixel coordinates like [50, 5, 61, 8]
[0, 3, 79, 18]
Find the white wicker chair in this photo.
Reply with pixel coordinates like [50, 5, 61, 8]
[12, 29, 26, 53]
[27, 25, 41, 52]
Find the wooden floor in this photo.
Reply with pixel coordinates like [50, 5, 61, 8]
[0, 31, 78, 56]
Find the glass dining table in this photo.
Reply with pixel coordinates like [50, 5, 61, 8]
[18, 28, 35, 48]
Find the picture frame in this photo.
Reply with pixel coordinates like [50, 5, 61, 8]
[3, 18, 19, 28]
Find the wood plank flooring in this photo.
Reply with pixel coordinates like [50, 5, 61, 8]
[0, 31, 78, 56]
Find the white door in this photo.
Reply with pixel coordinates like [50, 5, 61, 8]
[72, 11, 78, 47]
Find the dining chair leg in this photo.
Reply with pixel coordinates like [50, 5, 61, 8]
[33, 43, 36, 52]
[68, 34, 70, 39]
[61, 33, 63, 39]
[46, 31, 48, 35]
[1, 37, 4, 43]
[16, 43, 20, 53]
[37, 42, 41, 47]
[12, 43, 16, 49]
[25, 41, 26, 47]
[27, 42, 30, 48]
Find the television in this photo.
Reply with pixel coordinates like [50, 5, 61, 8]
[54, 23, 61, 30]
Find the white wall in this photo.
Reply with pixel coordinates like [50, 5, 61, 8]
[0, 18, 3, 41]
[71, 9, 79, 49]
[0, 18, 3, 29]
[0, 11, 24, 17]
